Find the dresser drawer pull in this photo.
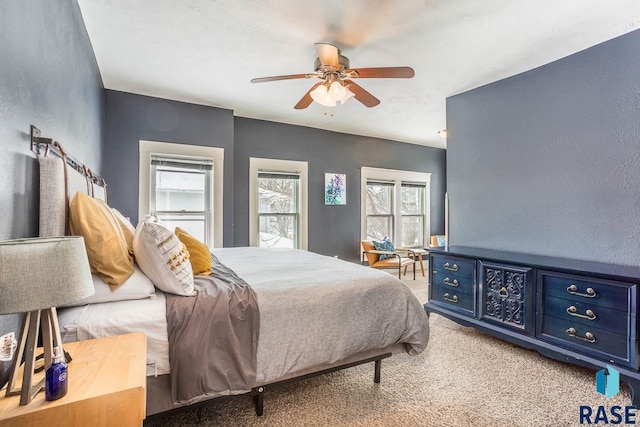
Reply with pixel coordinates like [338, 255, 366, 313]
[566, 306, 597, 321]
[566, 327, 596, 343]
[498, 287, 509, 298]
[443, 262, 459, 272]
[443, 277, 459, 287]
[566, 284, 597, 298]
[443, 293, 458, 303]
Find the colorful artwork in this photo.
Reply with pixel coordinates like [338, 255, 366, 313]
[325, 173, 346, 205]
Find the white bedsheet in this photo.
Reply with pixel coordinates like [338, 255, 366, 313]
[57, 290, 170, 376]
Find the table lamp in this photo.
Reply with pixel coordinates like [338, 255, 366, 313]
[0, 236, 94, 405]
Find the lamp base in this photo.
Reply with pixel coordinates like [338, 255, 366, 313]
[5, 308, 63, 405]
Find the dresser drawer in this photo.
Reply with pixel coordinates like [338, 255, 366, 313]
[541, 272, 633, 311]
[430, 285, 475, 315]
[540, 315, 630, 362]
[431, 254, 475, 279]
[431, 271, 474, 294]
[543, 295, 628, 332]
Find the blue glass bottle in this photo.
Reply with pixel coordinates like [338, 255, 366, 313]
[45, 346, 67, 401]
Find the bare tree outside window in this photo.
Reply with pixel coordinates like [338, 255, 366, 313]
[258, 173, 299, 248]
[366, 181, 393, 241]
[365, 180, 425, 247]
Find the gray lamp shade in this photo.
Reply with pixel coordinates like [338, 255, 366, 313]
[0, 236, 95, 314]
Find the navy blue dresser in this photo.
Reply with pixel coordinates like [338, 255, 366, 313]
[426, 246, 640, 403]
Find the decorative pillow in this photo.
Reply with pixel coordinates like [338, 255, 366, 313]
[69, 191, 134, 288]
[111, 208, 135, 257]
[373, 237, 396, 260]
[133, 216, 195, 296]
[437, 236, 448, 247]
[61, 266, 156, 307]
[175, 227, 212, 276]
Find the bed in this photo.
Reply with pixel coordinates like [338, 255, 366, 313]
[37, 152, 429, 419]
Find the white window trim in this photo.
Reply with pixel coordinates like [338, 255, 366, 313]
[139, 140, 224, 248]
[249, 158, 308, 250]
[361, 166, 431, 247]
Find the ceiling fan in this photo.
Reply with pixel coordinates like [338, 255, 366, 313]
[250, 43, 415, 109]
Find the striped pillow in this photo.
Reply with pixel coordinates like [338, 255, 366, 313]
[133, 216, 195, 296]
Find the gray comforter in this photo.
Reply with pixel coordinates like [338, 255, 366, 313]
[214, 248, 429, 385]
[165, 255, 260, 404]
[166, 248, 429, 404]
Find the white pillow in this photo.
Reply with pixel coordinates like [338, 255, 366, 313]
[61, 266, 156, 307]
[133, 216, 195, 296]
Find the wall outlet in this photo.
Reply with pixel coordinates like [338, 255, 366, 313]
[0, 332, 17, 362]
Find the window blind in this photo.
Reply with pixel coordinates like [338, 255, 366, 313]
[151, 156, 213, 171]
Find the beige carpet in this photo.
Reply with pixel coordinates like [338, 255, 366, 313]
[145, 270, 632, 427]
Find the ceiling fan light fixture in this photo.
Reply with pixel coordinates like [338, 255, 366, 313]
[310, 83, 336, 107]
[329, 81, 346, 97]
[338, 85, 355, 104]
[310, 81, 353, 107]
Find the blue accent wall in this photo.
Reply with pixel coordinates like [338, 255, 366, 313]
[447, 29, 640, 265]
[0, 0, 104, 387]
[234, 117, 446, 262]
[103, 90, 235, 246]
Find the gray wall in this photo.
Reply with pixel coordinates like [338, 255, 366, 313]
[447, 29, 640, 265]
[103, 90, 235, 246]
[234, 117, 446, 262]
[0, 0, 104, 387]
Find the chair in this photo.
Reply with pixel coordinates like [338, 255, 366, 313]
[361, 240, 416, 280]
[430, 235, 447, 247]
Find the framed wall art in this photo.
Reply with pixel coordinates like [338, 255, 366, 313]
[325, 173, 346, 205]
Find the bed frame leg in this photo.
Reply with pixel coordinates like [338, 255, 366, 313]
[254, 386, 264, 416]
[374, 359, 382, 383]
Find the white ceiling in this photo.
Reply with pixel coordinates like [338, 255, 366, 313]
[77, 0, 640, 149]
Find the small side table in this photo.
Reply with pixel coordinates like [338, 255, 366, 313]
[0, 332, 147, 427]
[411, 248, 428, 277]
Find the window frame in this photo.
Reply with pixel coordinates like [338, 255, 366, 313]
[361, 167, 431, 249]
[249, 158, 308, 250]
[139, 140, 224, 248]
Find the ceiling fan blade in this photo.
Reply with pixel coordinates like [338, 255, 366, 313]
[294, 82, 323, 110]
[314, 43, 339, 68]
[251, 73, 312, 83]
[346, 66, 415, 79]
[343, 80, 380, 107]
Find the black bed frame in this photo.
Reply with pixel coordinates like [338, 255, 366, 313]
[144, 352, 392, 424]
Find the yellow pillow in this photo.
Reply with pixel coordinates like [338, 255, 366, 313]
[69, 192, 134, 288]
[110, 207, 135, 257]
[175, 227, 211, 276]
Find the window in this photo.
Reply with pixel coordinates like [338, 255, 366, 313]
[249, 158, 308, 250]
[361, 167, 431, 249]
[257, 172, 299, 248]
[150, 156, 212, 244]
[365, 180, 394, 241]
[401, 182, 426, 247]
[139, 140, 224, 247]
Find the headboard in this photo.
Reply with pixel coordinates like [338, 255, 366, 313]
[38, 155, 106, 238]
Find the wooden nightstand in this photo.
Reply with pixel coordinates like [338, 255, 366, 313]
[0, 332, 146, 427]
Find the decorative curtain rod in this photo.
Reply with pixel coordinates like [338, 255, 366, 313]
[30, 125, 105, 187]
